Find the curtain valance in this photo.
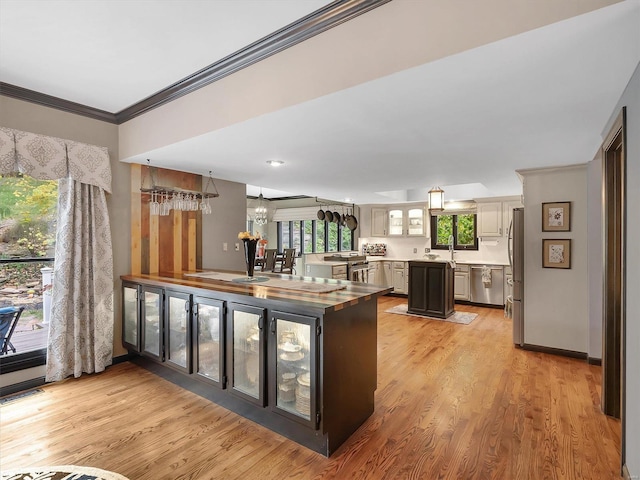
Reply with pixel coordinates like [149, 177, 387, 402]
[0, 126, 112, 193]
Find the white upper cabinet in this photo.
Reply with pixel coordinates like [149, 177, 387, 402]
[477, 202, 502, 237]
[407, 208, 426, 236]
[371, 207, 388, 236]
[388, 209, 404, 236]
[502, 199, 523, 236]
[388, 207, 427, 237]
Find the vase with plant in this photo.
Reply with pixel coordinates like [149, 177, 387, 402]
[238, 231, 260, 278]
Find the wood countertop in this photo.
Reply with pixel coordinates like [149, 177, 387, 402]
[122, 270, 392, 314]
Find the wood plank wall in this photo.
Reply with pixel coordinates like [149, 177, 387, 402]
[130, 163, 202, 274]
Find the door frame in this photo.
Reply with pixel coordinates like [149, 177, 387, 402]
[601, 107, 626, 472]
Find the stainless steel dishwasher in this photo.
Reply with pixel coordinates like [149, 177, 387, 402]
[470, 265, 504, 306]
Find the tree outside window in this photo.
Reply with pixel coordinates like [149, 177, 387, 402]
[430, 213, 478, 250]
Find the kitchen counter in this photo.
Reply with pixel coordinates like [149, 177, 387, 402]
[366, 256, 508, 266]
[121, 270, 391, 456]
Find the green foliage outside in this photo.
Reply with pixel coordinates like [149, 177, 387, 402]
[0, 174, 57, 258]
[435, 214, 476, 248]
[456, 214, 475, 246]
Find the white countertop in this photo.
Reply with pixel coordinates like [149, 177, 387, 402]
[366, 256, 508, 266]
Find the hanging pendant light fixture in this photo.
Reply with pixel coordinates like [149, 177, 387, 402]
[428, 186, 445, 212]
[255, 189, 268, 225]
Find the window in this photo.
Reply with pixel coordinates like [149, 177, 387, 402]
[277, 220, 354, 254]
[430, 213, 478, 250]
[0, 173, 57, 362]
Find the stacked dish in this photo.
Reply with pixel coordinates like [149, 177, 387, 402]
[295, 372, 311, 416]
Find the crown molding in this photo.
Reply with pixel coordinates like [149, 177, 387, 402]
[115, 0, 390, 123]
[0, 82, 118, 124]
[1, 0, 390, 125]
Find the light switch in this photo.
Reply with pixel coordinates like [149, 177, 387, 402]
[223, 242, 228, 251]
[235, 243, 240, 251]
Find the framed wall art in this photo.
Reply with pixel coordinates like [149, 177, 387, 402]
[542, 239, 571, 269]
[542, 202, 571, 231]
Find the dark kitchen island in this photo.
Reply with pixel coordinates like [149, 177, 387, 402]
[407, 260, 455, 319]
[121, 270, 392, 457]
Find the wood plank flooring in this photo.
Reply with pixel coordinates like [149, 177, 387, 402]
[0, 296, 621, 479]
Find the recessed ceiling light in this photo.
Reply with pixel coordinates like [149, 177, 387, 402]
[266, 160, 284, 167]
[344, 197, 353, 203]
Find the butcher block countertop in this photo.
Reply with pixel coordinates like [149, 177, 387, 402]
[122, 270, 392, 314]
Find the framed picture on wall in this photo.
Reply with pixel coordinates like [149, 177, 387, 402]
[542, 239, 571, 269]
[542, 202, 571, 231]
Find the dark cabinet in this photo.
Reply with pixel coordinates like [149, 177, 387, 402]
[141, 285, 164, 361]
[269, 311, 319, 429]
[193, 296, 225, 388]
[165, 290, 192, 374]
[122, 282, 140, 352]
[227, 303, 267, 407]
[408, 261, 455, 319]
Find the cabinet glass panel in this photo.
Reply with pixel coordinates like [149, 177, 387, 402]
[232, 310, 262, 399]
[388, 209, 404, 235]
[123, 285, 138, 349]
[143, 290, 161, 358]
[197, 303, 222, 382]
[407, 208, 424, 235]
[276, 319, 312, 420]
[167, 295, 189, 369]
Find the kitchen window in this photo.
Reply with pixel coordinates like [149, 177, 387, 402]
[430, 213, 478, 250]
[277, 220, 353, 254]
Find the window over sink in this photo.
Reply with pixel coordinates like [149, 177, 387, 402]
[430, 213, 478, 251]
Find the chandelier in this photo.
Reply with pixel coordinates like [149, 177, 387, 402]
[255, 190, 268, 225]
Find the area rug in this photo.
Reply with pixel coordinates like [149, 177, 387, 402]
[0, 465, 129, 480]
[385, 304, 478, 324]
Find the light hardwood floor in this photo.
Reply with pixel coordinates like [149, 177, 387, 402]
[0, 296, 621, 479]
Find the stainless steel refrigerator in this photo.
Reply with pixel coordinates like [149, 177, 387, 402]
[508, 208, 524, 346]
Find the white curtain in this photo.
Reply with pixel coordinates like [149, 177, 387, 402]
[46, 179, 114, 381]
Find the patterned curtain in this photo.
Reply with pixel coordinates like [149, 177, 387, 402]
[46, 179, 114, 381]
[1, 125, 114, 381]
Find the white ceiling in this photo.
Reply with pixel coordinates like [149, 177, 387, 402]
[1, 1, 639, 204]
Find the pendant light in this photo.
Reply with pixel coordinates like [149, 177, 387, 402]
[428, 186, 445, 212]
[255, 189, 268, 226]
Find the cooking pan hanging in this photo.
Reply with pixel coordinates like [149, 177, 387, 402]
[317, 208, 325, 220]
[324, 210, 334, 222]
[346, 209, 358, 231]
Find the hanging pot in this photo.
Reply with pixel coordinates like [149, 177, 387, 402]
[333, 211, 341, 224]
[347, 214, 358, 231]
[324, 210, 334, 222]
[317, 209, 325, 220]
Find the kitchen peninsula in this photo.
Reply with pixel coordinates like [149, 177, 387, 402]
[121, 270, 392, 456]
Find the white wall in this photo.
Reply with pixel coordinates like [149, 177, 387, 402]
[603, 61, 639, 479]
[520, 165, 589, 353]
[587, 154, 603, 360]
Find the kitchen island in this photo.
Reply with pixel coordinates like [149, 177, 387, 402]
[121, 270, 392, 456]
[407, 260, 455, 318]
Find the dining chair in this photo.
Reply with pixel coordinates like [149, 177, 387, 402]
[278, 248, 296, 274]
[0, 306, 24, 355]
[261, 249, 278, 272]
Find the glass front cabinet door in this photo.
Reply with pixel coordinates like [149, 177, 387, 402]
[165, 290, 192, 374]
[193, 296, 225, 388]
[228, 303, 266, 406]
[122, 282, 140, 352]
[388, 209, 404, 236]
[141, 286, 164, 361]
[270, 311, 319, 429]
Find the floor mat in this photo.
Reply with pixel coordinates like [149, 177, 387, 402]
[385, 304, 478, 324]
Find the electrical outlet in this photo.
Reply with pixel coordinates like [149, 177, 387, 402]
[235, 243, 240, 251]
[425, 248, 430, 253]
[223, 242, 228, 251]
[413, 248, 417, 253]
